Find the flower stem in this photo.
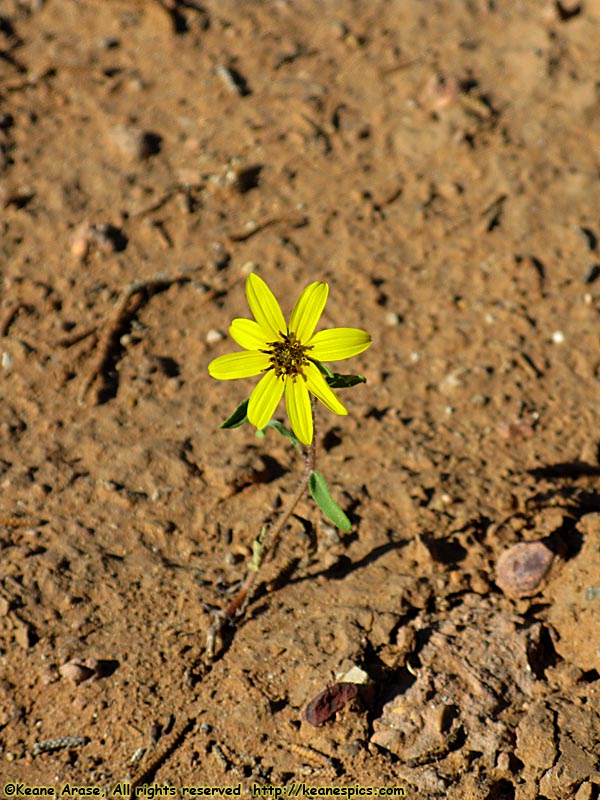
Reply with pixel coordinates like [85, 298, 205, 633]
[206, 407, 317, 660]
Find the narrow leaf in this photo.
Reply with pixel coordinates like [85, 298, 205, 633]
[310, 359, 365, 388]
[220, 398, 249, 429]
[310, 358, 335, 379]
[266, 419, 302, 450]
[326, 373, 367, 389]
[309, 471, 352, 532]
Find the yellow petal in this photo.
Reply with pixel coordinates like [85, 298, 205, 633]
[308, 327, 372, 361]
[248, 369, 284, 430]
[230, 318, 270, 350]
[285, 376, 313, 445]
[246, 273, 286, 339]
[305, 361, 348, 416]
[288, 281, 328, 343]
[208, 351, 270, 380]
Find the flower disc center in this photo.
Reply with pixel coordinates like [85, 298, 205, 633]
[266, 332, 310, 379]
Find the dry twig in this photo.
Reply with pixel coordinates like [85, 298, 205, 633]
[78, 272, 210, 405]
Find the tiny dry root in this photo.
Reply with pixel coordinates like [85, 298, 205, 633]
[128, 717, 195, 797]
[78, 272, 212, 405]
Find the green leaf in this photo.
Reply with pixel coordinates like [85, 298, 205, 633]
[310, 360, 366, 389]
[309, 470, 352, 532]
[220, 398, 249, 429]
[310, 358, 335, 379]
[325, 373, 367, 389]
[265, 419, 302, 450]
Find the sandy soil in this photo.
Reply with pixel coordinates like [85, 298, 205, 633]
[1, 1, 600, 798]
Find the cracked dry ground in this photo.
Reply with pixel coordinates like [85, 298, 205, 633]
[1, 1, 600, 798]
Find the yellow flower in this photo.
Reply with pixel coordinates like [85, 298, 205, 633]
[208, 274, 372, 445]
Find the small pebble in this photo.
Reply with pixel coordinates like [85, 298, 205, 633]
[70, 224, 91, 260]
[92, 223, 127, 253]
[495, 541, 554, 598]
[552, 0, 583, 22]
[71, 223, 127, 257]
[583, 264, 600, 285]
[59, 659, 99, 685]
[422, 73, 459, 111]
[59, 661, 95, 685]
[496, 413, 538, 440]
[98, 36, 120, 49]
[210, 241, 230, 271]
[551, 330, 565, 344]
[206, 329, 224, 345]
[129, 747, 146, 766]
[336, 665, 370, 685]
[109, 124, 162, 160]
[214, 64, 251, 96]
[330, 19, 349, 40]
[321, 523, 340, 547]
[1, 352, 13, 370]
[224, 163, 262, 194]
[385, 311, 401, 326]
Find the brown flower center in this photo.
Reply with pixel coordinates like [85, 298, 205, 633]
[263, 332, 311, 379]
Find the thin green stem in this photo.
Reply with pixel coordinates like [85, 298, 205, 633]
[206, 402, 317, 660]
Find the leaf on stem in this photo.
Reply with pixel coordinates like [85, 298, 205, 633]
[310, 358, 335, 378]
[326, 373, 366, 389]
[309, 470, 352, 532]
[310, 359, 366, 389]
[265, 419, 302, 450]
[220, 398, 249, 429]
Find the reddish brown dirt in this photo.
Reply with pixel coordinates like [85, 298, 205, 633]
[1, 1, 600, 798]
